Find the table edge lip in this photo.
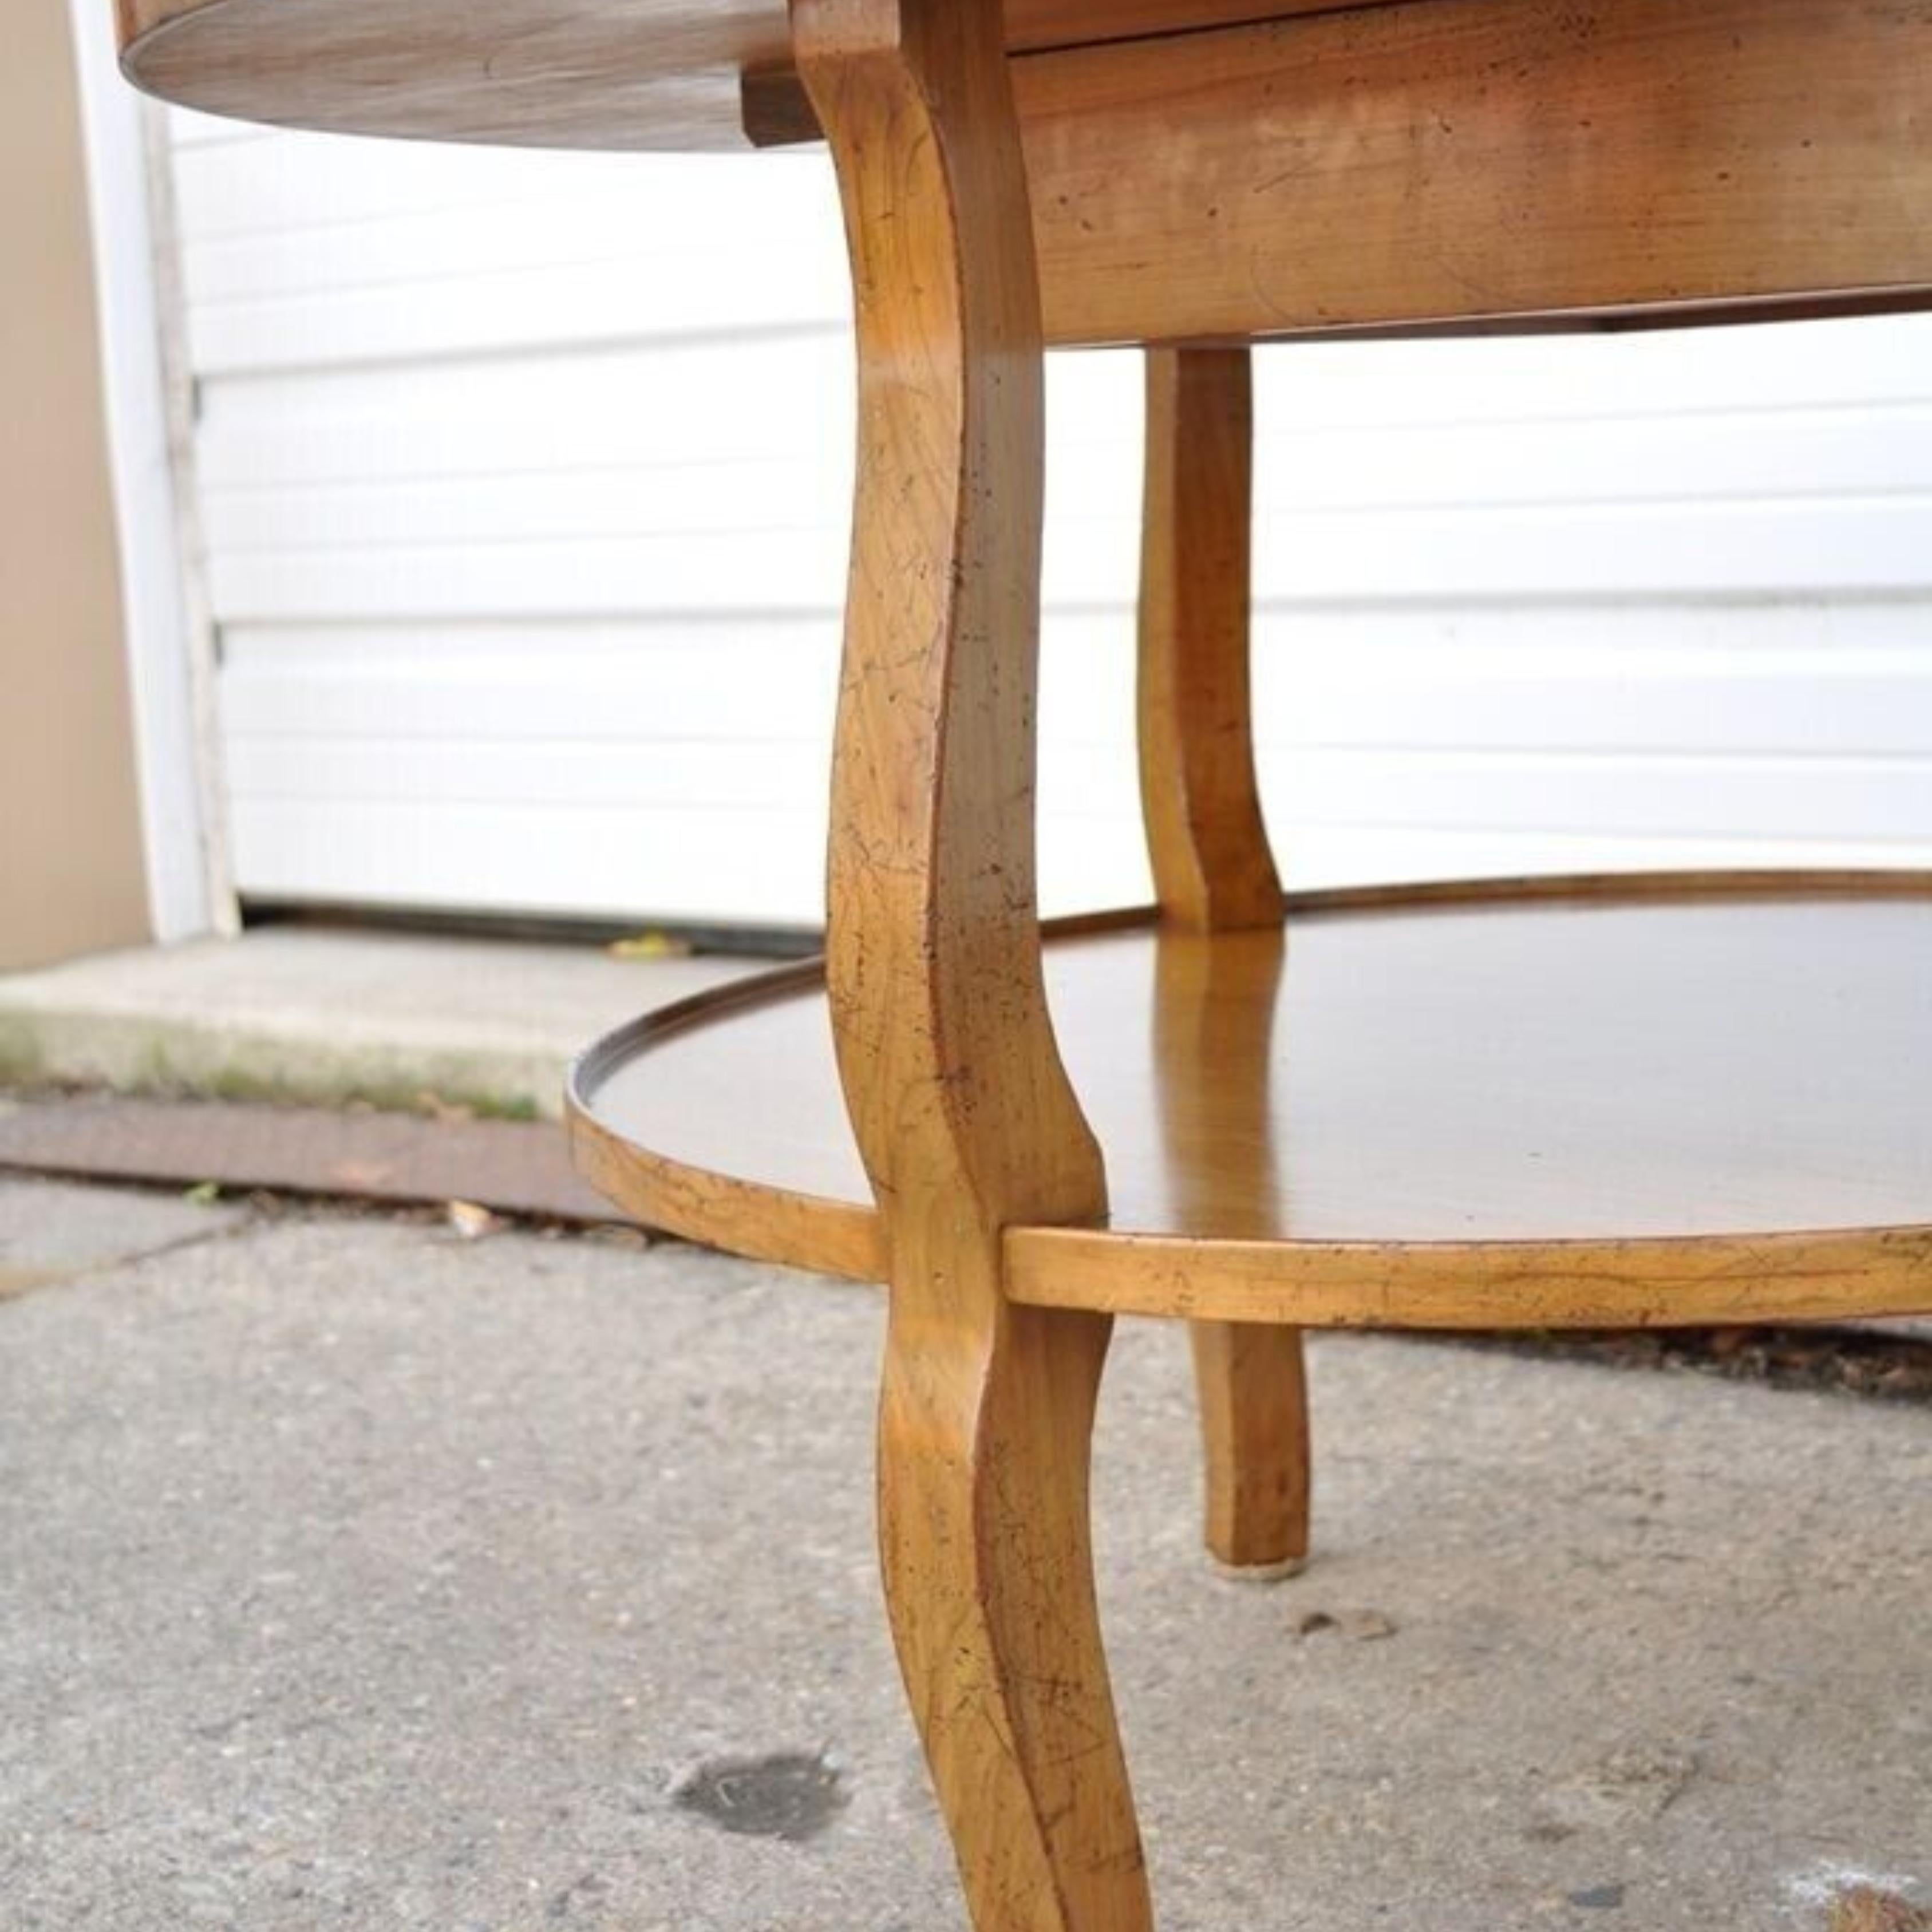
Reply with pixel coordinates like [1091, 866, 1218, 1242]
[564, 866, 1932, 1323]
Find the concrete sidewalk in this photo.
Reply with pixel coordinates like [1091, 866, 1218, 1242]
[2, 1175, 1927, 1931]
[0, 928, 767, 1120]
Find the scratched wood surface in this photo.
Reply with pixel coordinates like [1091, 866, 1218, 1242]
[571, 876, 1932, 1327]
[118, 0, 1368, 149]
[796, 0, 1151, 1925]
[125, 0, 1932, 347]
[1137, 349, 1281, 934]
[1019, 0, 1932, 345]
[1137, 345, 1310, 1574]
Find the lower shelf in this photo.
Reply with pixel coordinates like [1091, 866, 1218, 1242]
[567, 872, 1932, 1328]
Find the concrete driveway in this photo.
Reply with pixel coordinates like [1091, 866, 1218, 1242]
[1, 1176, 1927, 1930]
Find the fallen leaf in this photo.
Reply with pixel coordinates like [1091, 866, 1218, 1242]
[445, 1200, 500, 1240]
[1338, 1608, 1398, 1642]
[609, 931, 693, 961]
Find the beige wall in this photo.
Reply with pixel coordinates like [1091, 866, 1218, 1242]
[1, 0, 152, 973]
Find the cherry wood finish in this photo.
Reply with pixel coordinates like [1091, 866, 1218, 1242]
[1019, 0, 1932, 345]
[569, 959, 884, 1276]
[118, 0, 1373, 151]
[1157, 931, 1314, 1572]
[1137, 350, 1279, 935]
[1138, 346, 1309, 1575]
[1190, 1317, 1311, 1575]
[795, 2, 1149, 1926]
[123, 1, 1932, 347]
[571, 876, 1932, 1327]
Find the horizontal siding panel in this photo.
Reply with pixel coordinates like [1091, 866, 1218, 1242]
[173, 133, 820, 243]
[221, 733, 1932, 846]
[226, 791, 1932, 929]
[183, 162, 839, 299]
[228, 799, 836, 925]
[186, 248, 850, 375]
[1258, 754, 1932, 843]
[207, 530, 1135, 621]
[194, 339, 859, 484]
[218, 608, 1932, 756]
[191, 335, 1138, 487]
[1257, 319, 1932, 428]
[204, 499, 1932, 622]
[193, 328, 1929, 513]
[169, 126, 1932, 926]
[217, 622, 843, 740]
[199, 405, 1932, 555]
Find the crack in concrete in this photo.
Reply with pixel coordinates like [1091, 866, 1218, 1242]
[0, 1204, 258, 1309]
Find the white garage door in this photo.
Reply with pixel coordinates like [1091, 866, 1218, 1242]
[168, 109, 1932, 933]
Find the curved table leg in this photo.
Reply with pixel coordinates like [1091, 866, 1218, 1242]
[1139, 345, 1311, 1577]
[795, 1, 1152, 1925]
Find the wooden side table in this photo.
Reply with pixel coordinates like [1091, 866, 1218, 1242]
[121, 2, 1932, 1925]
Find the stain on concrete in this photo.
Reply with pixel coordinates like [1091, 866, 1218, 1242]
[546, 1869, 609, 1919]
[0, 1266, 64, 1302]
[1294, 1606, 1397, 1641]
[1828, 1888, 1932, 1932]
[672, 1751, 848, 1843]
[1535, 1743, 1698, 1838]
[1567, 1882, 1626, 1910]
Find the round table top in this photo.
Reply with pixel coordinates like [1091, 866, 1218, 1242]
[570, 876, 1932, 1325]
[116, 0, 1359, 151]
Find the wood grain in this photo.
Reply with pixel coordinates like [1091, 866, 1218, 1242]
[1156, 933, 1313, 1570]
[124, 0, 1932, 342]
[118, 0, 1380, 151]
[795, 1, 1149, 1925]
[571, 876, 1932, 1327]
[123, 0, 1932, 338]
[1005, 1222, 1932, 1328]
[1137, 349, 1281, 933]
[1190, 1318, 1311, 1571]
[1018, 0, 1932, 344]
[1137, 346, 1308, 1574]
[568, 959, 882, 1279]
